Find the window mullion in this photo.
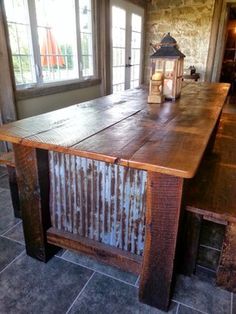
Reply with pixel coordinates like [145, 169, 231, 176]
[27, 0, 43, 84]
[75, 0, 83, 78]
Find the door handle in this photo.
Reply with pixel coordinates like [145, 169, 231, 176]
[125, 64, 133, 68]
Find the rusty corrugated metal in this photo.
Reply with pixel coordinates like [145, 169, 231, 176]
[49, 151, 147, 256]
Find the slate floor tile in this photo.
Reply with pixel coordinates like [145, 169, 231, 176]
[0, 237, 24, 272]
[174, 275, 231, 314]
[195, 265, 216, 284]
[0, 189, 20, 234]
[0, 166, 7, 177]
[4, 221, 25, 245]
[68, 272, 178, 314]
[178, 304, 204, 314]
[0, 254, 93, 314]
[0, 173, 10, 189]
[62, 250, 138, 285]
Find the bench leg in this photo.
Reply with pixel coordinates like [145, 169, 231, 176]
[6, 165, 21, 218]
[181, 212, 202, 276]
[139, 172, 184, 311]
[13, 144, 59, 262]
[216, 222, 236, 292]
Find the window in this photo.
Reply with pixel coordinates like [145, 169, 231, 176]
[4, 0, 95, 88]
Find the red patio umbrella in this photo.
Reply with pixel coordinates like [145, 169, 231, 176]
[40, 28, 65, 67]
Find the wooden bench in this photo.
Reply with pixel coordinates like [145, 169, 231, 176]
[0, 151, 21, 218]
[182, 116, 236, 292]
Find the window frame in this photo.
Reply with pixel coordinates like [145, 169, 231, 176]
[4, 0, 99, 99]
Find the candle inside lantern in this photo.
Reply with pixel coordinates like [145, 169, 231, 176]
[152, 72, 163, 81]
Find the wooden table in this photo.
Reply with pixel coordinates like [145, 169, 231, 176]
[0, 83, 229, 311]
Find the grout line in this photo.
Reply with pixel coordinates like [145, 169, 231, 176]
[65, 272, 95, 314]
[196, 264, 216, 274]
[231, 292, 233, 314]
[1, 220, 22, 236]
[135, 275, 140, 287]
[60, 249, 68, 258]
[176, 302, 180, 314]
[56, 255, 137, 288]
[199, 244, 221, 252]
[0, 250, 25, 275]
[0, 234, 25, 246]
[172, 299, 209, 314]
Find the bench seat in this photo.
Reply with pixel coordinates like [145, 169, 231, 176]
[183, 115, 236, 292]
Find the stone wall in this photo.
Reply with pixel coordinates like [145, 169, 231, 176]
[144, 0, 215, 82]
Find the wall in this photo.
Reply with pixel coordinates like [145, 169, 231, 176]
[145, 0, 215, 82]
[16, 84, 102, 119]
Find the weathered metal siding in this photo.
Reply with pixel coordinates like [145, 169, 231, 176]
[49, 151, 147, 256]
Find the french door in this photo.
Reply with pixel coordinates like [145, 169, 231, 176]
[111, 0, 144, 93]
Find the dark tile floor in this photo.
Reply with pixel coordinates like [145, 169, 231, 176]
[0, 166, 235, 314]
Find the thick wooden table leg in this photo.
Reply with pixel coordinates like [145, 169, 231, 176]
[139, 172, 183, 311]
[7, 165, 21, 218]
[181, 212, 202, 276]
[13, 144, 59, 262]
[216, 222, 236, 292]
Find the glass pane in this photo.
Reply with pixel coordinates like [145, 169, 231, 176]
[79, 0, 91, 11]
[112, 6, 126, 93]
[82, 55, 93, 76]
[132, 32, 141, 49]
[4, 0, 36, 85]
[79, 2, 92, 33]
[112, 28, 126, 48]
[79, 0, 93, 77]
[131, 49, 140, 65]
[5, 0, 29, 23]
[113, 66, 125, 85]
[113, 48, 125, 66]
[165, 60, 175, 72]
[13, 55, 34, 84]
[132, 14, 142, 32]
[36, 0, 78, 82]
[112, 6, 126, 29]
[131, 65, 140, 81]
[81, 33, 93, 56]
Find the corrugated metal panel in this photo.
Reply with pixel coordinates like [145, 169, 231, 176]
[49, 151, 147, 256]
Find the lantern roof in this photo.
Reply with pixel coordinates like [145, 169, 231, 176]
[151, 33, 185, 59]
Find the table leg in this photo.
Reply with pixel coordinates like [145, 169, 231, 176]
[7, 165, 21, 218]
[139, 172, 184, 311]
[13, 144, 59, 262]
[205, 115, 221, 156]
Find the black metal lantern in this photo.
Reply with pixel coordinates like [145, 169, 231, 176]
[148, 33, 185, 101]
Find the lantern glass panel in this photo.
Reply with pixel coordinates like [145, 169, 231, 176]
[155, 59, 165, 73]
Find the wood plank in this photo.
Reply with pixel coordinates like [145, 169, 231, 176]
[13, 144, 59, 261]
[216, 222, 236, 292]
[139, 172, 183, 311]
[47, 227, 142, 274]
[22, 102, 145, 149]
[0, 88, 148, 143]
[72, 104, 181, 162]
[128, 129, 207, 178]
[0, 83, 230, 178]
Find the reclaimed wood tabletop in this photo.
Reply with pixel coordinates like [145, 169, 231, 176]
[0, 83, 229, 178]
